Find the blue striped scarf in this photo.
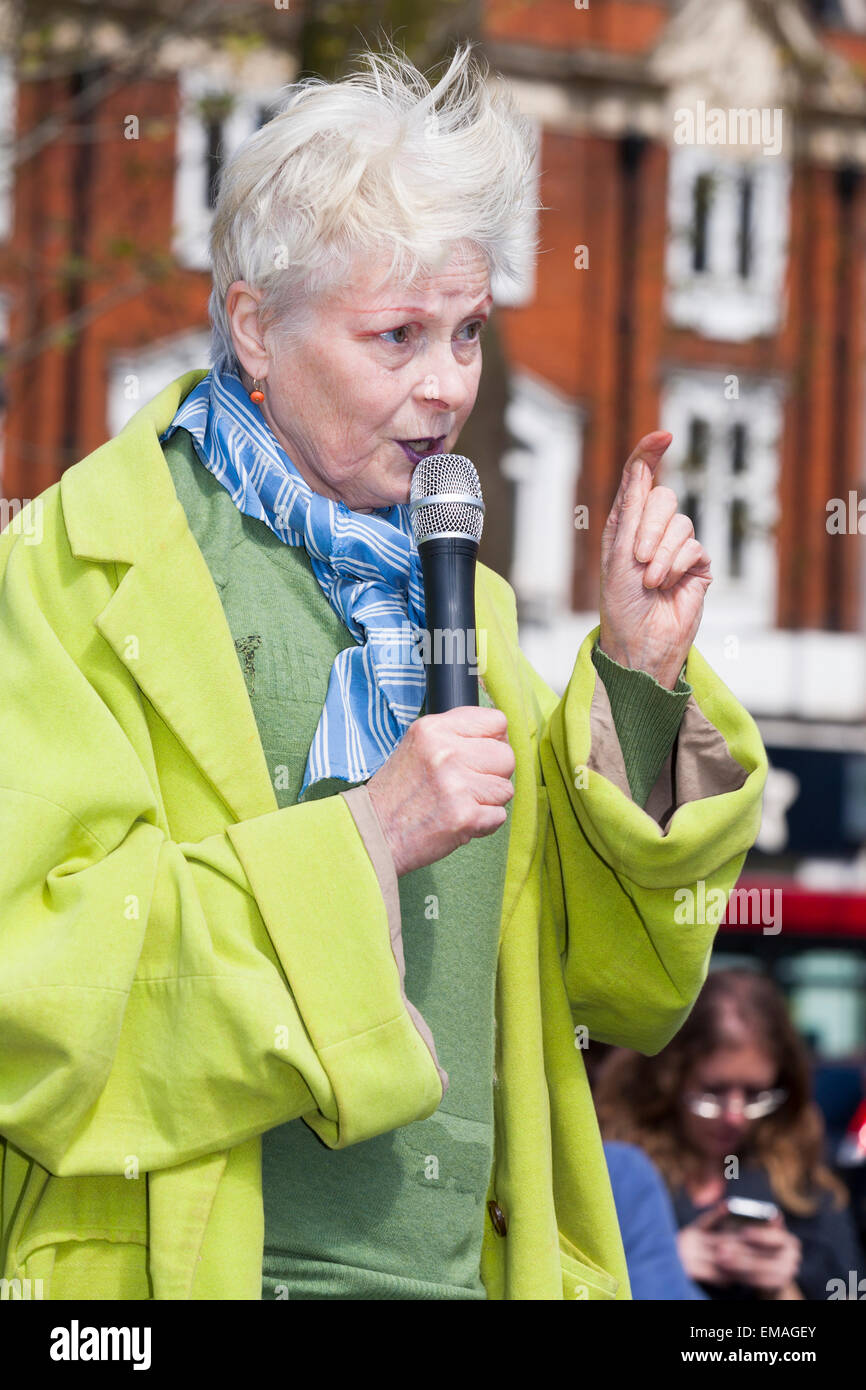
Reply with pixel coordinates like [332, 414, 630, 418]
[159, 366, 427, 799]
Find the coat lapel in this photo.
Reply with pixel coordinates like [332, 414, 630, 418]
[60, 370, 280, 826]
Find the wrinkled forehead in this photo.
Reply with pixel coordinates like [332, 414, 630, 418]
[324, 243, 492, 318]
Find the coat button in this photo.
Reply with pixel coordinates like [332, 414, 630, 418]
[487, 1200, 507, 1236]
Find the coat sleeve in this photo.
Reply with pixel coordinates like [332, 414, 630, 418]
[518, 624, 768, 1055]
[0, 508, 445, 1179]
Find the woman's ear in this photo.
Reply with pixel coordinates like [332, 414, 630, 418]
[225, 280, 269, 383]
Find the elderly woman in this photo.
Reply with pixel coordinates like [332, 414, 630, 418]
[0, 45, 766, 1301]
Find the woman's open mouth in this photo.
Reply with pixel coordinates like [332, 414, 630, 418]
[395, 436, 446, 464]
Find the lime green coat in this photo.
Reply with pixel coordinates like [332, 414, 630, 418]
[0, 369, 767, 1300]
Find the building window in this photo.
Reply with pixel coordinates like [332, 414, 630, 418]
[681, 415, 709, 537]
[500, 369, 583, 626]
[729, 494, 747, 578]
[665, 146, 791, 340]
[737, 171, 754, 279]
[197, 92, 236, 210]
[675, 414, 761, 589]
[173, 73, 286, 271]
[691, 172, 713, 273]
[659, 372, 784, 627]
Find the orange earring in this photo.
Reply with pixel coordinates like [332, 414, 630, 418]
[249, 379, 265, 404]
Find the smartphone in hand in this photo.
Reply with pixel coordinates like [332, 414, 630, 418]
[718, 1196, 780, 1232]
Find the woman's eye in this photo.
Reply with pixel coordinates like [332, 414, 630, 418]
[379, 320, 485, 346]
[459, 319, 485, 341]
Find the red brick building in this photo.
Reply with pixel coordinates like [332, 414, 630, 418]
[482, 1, 866, 713]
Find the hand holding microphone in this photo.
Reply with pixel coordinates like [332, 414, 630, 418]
[366, 452, 515, 876]
[366, 705, 515, 876]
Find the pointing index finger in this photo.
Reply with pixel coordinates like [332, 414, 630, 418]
[628, 430, 673, 475]
[622, 430, 673, 496]
[612, 431, 673, 553]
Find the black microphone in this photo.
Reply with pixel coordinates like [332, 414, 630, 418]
[409, 453, 485, 714]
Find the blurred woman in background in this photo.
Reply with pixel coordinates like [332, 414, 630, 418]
[595, 970, 863, 1300]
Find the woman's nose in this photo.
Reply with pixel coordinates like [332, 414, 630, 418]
[720, 1089, 750, 1119]
[416, 350, 473, 413]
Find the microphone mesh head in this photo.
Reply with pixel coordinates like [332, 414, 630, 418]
[409, 453, 484, 544]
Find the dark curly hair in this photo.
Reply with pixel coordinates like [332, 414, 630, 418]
[593, 969, 850, 1215]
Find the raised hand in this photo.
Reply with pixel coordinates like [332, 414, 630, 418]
[598, 431, 712, 688]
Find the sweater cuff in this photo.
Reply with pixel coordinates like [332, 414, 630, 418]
[590, 641, 692, 809]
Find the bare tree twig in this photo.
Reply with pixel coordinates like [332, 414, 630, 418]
[8, 0, 264, 167]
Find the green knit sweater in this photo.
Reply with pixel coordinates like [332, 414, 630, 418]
[161, 425, 691, 1300]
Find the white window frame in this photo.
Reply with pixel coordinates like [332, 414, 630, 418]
[659, 370, 785, 630]
[665, 145, 791, 340]
[500, 369, 584, 625]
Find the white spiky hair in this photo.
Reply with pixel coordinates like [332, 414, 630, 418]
[207, 39, 540, 376]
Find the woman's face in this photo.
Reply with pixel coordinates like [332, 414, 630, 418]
[679, 1044, 779, 1162]
[227, 244, 492, 513]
